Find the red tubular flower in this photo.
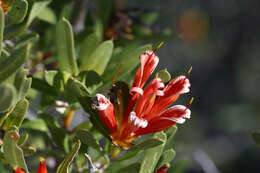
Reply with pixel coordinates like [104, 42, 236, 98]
[15, 168, 25, 173]
[37, 158, 48, 173]
[155, 164, 170, 173]
[92, 49, 192, 148]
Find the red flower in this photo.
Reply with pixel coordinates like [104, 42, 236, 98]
[15, 168, 25, 173]
[92, 49, 192, 147]
[0, 0, 9, 13]
[155, 164, 170, 173]
[37, 158, 48, 173]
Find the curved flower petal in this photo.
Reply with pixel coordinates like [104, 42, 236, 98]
[92, 94, 117, 133]
[148, 75, 191, 117]
[130, 50, 159, 95]
[135, 78, 164, 117]
[135, 105, 191, 136]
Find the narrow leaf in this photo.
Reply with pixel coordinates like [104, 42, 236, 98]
[14, 69, 32, 100]
[56, 18, 78, 75]
[0, 84, 16, 113]
[2, 99, 29, 130]
[116, 162, 141, 173]
[37, 7, 57, 24]
[14, 33, 39, 50]
[17, 133, 29, 146]
[78, 33, 99, 65]
[80, 40, 113, 75]
[3, 126, 29, 172]
[139, 132, 167, 173]
[0, 45, 30, 84]
[131, 138, 164, 151]
[76, 130, 101, 151]
[156, 149, 176, 169]
[57, 140, 81, 173]
[26, 0, 51, 27]
[5, 0, 28, 26]
[165, 126, 178, 140]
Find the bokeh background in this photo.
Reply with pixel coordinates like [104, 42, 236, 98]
[126, 0, 260, 172]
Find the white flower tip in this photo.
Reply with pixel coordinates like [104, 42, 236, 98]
[129, 112, 148, 128]
[130, 87, 144, 95]
[92, 94, 110, 111]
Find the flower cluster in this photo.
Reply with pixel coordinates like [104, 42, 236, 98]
[92, 49, 192, 148]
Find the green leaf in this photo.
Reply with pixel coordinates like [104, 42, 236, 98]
[102, 44, 152, 86]
[116, 162, 141, 173]
[0, 84, 16, 113]
[80, 40, 113, 75]
[72, 121, 92, 133]
[37, 7, 57, 24]
[57, 140, 81, 173]
[2, 99, 29, 130]
[156, 149, 176, 169]
[165, 126, 177, 140]
[14, 69, 32, 100]
[3, 126, 29, 172]
[26, 0, 52, 27]
[0, 45, 30, 84]
[76, 130, 101, 151]
[131, 138, 164, 151]
[0, 7, 4, 56]
[31, 77, 59, 96]
[45, 70, 71, 92]
[17, 133, 29, 146]
[21, 119, 48, 132]
[5, 0, 28, 26]
[78, 33, 100, 65]
[56, 17, 78, 75]
[14, 32, 39, 50]
[77, 70, 103, 95]
[117, 150, 140, 161]
[66, 77, 89, 98]
[156, 69, 171, 83]
[40, 113, 69, 153]
[252, 131, 260, 147]
[3, 23, 26, 40]
[139, 132, 167, 173]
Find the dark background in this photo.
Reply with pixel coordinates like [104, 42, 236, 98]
[127, 0, 260, 172]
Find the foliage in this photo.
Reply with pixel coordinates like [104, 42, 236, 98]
[0, 0, 184, 173]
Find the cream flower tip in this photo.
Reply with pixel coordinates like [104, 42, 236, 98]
[145, 50, 154, 55]
[92, 94, 110, 111]
[156, 90, 164, 96]
[129, 111, 148, 128]
[183, 109, 191, 119]
[130, 87, 144, 95]
[172, 117, 186, 124]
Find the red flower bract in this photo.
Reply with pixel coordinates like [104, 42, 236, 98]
[92, 49, 192, 148]
[37, 160, 48, 173]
